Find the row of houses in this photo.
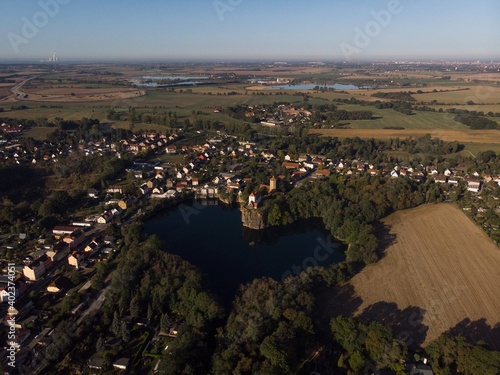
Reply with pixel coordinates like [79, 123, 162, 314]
[120, 132, 178, 154]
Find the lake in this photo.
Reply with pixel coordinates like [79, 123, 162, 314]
[266, 83, 371, 90]
[144, 201, 345, 305]
[130, 75, 210, 87]
[139, 75, 210, 80]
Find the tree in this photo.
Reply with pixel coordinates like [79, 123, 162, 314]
[267, 204, 283, 226]
[348, 351, 366, 373]
[130, 295, 140, 318]
[95, 336, 104, 352]
[121, 321, 130, 343]
[112, 311, 121, 336]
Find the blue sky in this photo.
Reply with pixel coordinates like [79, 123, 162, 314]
[1, 0, 499, 61]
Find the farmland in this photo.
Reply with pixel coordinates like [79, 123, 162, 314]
[311, 128, 500, 145]
[320, 204, 500, 349]
[1, 62, 500, 153]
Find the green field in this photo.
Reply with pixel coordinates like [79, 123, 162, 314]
[24, 126, 56, 140]
[336, 104, 468, 130]
[2, 64, 500, 148]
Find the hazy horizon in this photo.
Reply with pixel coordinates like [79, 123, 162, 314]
[1, 0, 499, 62]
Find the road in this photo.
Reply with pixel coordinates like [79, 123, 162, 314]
[76, 281, 112, 325]
[10, 76, 38, 100]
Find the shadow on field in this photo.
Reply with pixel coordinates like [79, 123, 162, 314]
[315, 284, 364, 334]
[317, 284, 429, 349]
[444, 318, 500, 351]
[373, 222, 397, 260]
[358, 302, 429, 349]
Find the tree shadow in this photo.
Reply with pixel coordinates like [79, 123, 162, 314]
[358, 302, 429, 349]
[315, 283, 364, 338]
[373, 221, 397, 260]
[444, 318, 500, 350]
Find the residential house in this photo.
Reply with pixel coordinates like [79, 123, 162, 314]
[282, 162, 300, 170]
[68, 251, 86, 268]
[113, 358, 130, 371]
[46, 242, 70, 262]
[433, 175, 448, 184]
[106, 186, 124, 195]
[146, 179, 159, 189]
[23, 256, 49, 281]
[47, 276, 72, 294]
[313, 169, 331, 179]
[85, 237, 102, 253]
[88, 356, 105, 370]
[152, 187, 165, 195]
[390, 170, 400, 178]
[97, 211, 113, 224]
[62, 230, 85, 249]
[52, 225, 80, 237]
[465, 179, 481, 193]
[118, 196, 137, 210]
[166, 145, 177, 154]
[87, 188, 100, 199]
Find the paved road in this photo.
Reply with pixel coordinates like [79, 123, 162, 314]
[76, 281, 112, 324]
[10, 76, 38, 100]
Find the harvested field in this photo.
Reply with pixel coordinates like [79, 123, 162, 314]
[310, 128, 500, 144]
[320, 204, 500, 348]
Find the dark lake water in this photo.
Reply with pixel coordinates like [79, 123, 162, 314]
[144, 201, 345, 305]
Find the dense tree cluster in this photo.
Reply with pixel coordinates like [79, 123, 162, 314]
[212, 277, 316, 374]
[261, 174, 426, 264]
[331, 316, 407, 373]
[426, 335, 500, 375]
[107, 233, 224, 374]
[453, 112, 500, 129]
[376, 101, 414, 115]
[372, 92, 416, 101]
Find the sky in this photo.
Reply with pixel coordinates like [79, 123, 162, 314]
[0, 0, 499, 62]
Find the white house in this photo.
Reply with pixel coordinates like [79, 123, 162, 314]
[248, 193, 262, 209]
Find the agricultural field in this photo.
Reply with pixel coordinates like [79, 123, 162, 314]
[2, 63, 500, 150]
[311, 128, 500, 146]
[320, 204, 500, 349]
[335, 104, 469, 129]
[413, 85, 500, 105]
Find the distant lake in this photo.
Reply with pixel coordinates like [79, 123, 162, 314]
[144, 201, 345, 305]
[139, 75, 210, 80]
[130, 75, 210, 87]
[267, 83, 371, 90]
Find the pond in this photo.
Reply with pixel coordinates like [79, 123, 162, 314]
[144, 201, 345, 305]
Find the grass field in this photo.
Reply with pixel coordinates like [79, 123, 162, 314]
[414, 85, 500, 104]
[320, 204, 500, 348]
[24, 126, 56, 140]
[336, 104, 469, 129]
